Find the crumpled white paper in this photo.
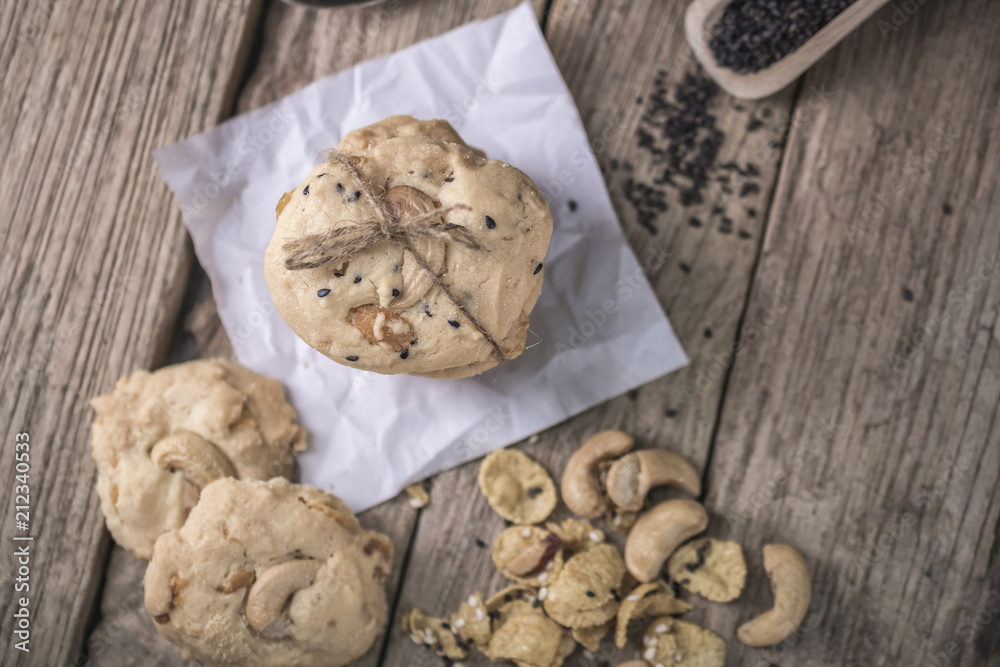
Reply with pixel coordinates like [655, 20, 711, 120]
[154, 2, 687, 511]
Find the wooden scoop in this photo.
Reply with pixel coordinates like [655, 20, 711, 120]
[685, 0, 892, 100]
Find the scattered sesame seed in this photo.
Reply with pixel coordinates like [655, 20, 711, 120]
[468, 595, 478, 607]
[589, 531, 602, 542]
[627, 593, 641, 601]
[943, 203, 953, 215]
[533, 263, 543, 275]
[346, 355, 359, 362]
[353, 275, 362, 283]
[336, 183, 344, 193]
[538, 572, 548, 583]
[585, 590, 596, 598]
[392, 288, 400, 297]
[474, 608, 484, 621]
[454, 618, 466, 629]
[303, 184, 310, 195]
[448, 319, 460, 328]
[521, 528, 532, 538]
[485, 215, 497, 229]
[568, 199, 578, 212]
[665, 409, 678, 418]
[644, 647, 656, 660]
[704, 328, 713, 338]
[538, 587, 548, 600]
[317, 288, 330, 297]
[655, 623, 668, 633]
[400, 350, 409, 360]
[347, 190, 361, 203]
[526, 486, 543, 498]
[475, 538, 486, 548]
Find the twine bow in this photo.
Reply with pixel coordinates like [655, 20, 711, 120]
[282, 151, 507, 361]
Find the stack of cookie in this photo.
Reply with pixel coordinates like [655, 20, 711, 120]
[264, 116, 554, 379]
[90, 359, 393, 667]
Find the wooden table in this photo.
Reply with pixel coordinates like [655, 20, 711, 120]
[2, 0, 998, 665]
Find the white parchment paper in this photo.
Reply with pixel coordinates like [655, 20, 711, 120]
[154, 2, 687, 511]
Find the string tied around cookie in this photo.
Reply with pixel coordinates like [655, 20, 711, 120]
[282, 151, 508, 361]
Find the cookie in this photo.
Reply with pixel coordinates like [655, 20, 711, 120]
[478, 449, 558, 524]
[337, 115, 485, 157]
[667, 539, 746, 603]
[641, 618, 726, 667]
[144, 478, 392, 667]
[90, 359, 306, 559]
[264, 118, 552, 378]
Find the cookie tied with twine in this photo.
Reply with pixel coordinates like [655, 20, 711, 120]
[281, 151, 507, 361]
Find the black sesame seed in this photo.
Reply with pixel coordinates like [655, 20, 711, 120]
[704, 328, 713, 338]
[689, 217, 703, 228]
[392, 288, 400, 297]
[526, 486, 543, 499]
[485, 215, 496, 229]
[441, 622, 450, 630]
[400, 350, 409, 360]
[354, 275, 362, 284]
[718, 226, 733, 235]
[347, 190, 361, 203]
[346, 355, 359, 362]
[448, 319, 460, 328]
[585, 591, 596, 598]
[445, 176, 455, 183]
[721, 216, 734, 226]
[336, 183, 344, 193]
[747, 117, 764, 132]
[679, 263, 691, 273]
[666, 408, 678, 418]
[943, 203, 953, 215]
[475, 538, 487, 548]
[567, 199, 578, 212]
[317, 288, 330, 297]
[902, 287, 914, 302]
[747, 208, 757, 218]
[317, 172, 327, 178]
[422, 171, 431, 178]
[738, 229, 752, 239]
[423, 304, 433, 317]
[532, 599, 540, 608]
[740, 182, 760, 198]
[333, 272, 344, 278]
[533, 263, 543, 275]
[303, 184, 310, 195]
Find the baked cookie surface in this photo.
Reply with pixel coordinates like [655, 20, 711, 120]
[90, 359, 305, 559]
[264, 117, 552, 378]
[145, 478, 393, 667]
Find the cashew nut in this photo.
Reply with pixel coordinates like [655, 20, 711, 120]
[245, 559, 323, 639]
[605, 450, 701, 511]
[382, 185, 447, 310]
[624, 499, 708, 583]
[561, 430, 634, 518]
[737, 544, 811, 647]
[150, 432, 236, 489]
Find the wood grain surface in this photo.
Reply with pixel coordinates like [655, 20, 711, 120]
[2, 0, 994, 665]
[0, 1, 261, 665]
[699, 0, 1000, 665]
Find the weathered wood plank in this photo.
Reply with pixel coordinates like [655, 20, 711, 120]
[382, 0, 801, 663]
[0, 1, 261, 664]
[698, 0, 1000, 665]
[87, 2, 549, 666]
